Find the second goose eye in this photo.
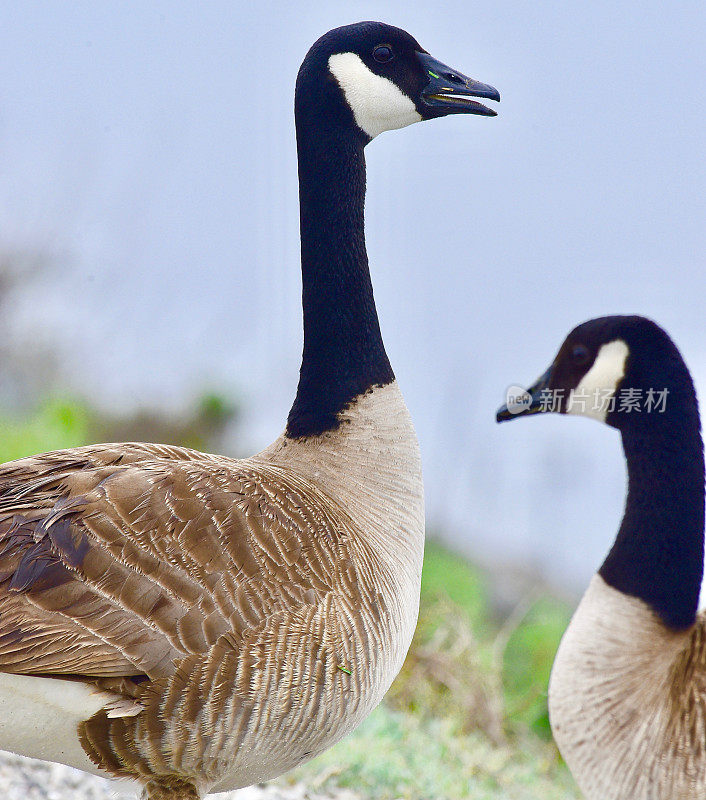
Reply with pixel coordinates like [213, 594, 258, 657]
[572, 344, 590, 365]
[373, 45, 394, 63]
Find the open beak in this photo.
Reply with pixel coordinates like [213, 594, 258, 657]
[417, 52, 500, 117]
[496, 368, 553, 423]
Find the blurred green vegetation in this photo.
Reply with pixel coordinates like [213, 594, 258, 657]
[390, 542, 573, 738]
[0, 398, 91, 463]
[0, 397, 579, 798]
[0, 392, 238, 464]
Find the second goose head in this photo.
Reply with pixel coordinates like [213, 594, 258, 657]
[497, 314, 705, 633]
[497, 315, 699, 433]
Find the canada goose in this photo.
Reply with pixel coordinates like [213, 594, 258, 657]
[0, 22, 499, 800]
[496, 315, 706, 800]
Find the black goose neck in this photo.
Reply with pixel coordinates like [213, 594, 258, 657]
[286, 82, 393, 439]
[599, 387, 705, 630]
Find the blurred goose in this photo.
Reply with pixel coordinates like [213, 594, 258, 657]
[0, 22, 499, 800]
[497, 315, 706, 800]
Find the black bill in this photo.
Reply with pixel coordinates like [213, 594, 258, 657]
[417, 51, 500, 117]
[496, 368, 553, 423]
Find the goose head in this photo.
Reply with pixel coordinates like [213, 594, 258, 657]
[496, 315, 698, 431]
[296, 21, 500, 142]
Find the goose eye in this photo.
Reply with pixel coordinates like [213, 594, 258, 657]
[572, 344, 590, 365]
[373, 45, 394, 63]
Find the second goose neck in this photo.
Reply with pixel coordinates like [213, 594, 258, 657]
[599, 410, 705, 630]
[286, 118, 394, 439]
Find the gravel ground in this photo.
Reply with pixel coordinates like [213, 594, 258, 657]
[0, 752, 356, 800]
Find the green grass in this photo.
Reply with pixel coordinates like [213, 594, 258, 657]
[285, 704, 579, 800]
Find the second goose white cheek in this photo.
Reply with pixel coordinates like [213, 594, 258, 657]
[328, 52, 422, 139]
[566, 340, 629, 422]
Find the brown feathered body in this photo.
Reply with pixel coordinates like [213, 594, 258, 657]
[0, 383, 424, 796]
[549, 575, 706, 800]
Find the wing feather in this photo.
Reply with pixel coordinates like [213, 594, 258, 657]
[0, 444, 267, 679]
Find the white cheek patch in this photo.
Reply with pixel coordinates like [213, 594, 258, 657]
[328, 52, 422, 139]
[566, 340, 629, 422]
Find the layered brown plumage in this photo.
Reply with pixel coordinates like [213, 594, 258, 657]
[0, 384, 424, 796]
